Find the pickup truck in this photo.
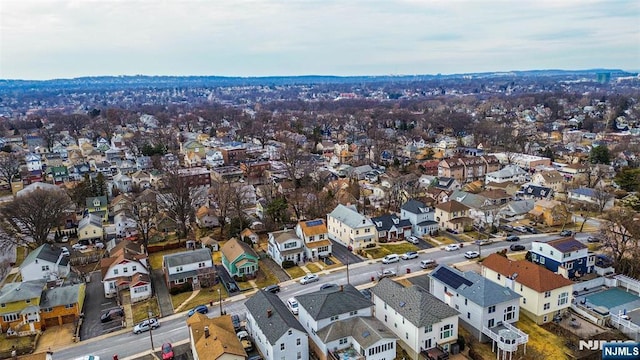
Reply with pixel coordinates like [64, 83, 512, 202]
[377, 269, 397, 280]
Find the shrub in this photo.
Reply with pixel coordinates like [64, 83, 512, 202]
[169, 283, 193, 295]
[282, 260, 295, 269]
[365, 243, 376, 249]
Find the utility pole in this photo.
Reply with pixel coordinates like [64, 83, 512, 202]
[147, 306, 155, 352]
[218, 288, 224, 315]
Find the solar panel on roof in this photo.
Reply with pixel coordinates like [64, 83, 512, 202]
[305, 219, 323, 227]
[433, 267, 472, 289]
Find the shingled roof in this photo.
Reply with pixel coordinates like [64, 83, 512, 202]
[296, 284, 373, 320]
[245, 290, 306, 345]
[482, 254, 573, 293]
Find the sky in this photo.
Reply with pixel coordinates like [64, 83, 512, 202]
[1, 0, 639, 80]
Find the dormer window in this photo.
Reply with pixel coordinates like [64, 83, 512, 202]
[93, 199, 101, 207]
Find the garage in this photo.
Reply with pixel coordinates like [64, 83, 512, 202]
[44, 317, 60, 327]
[62, 314, 77, 324]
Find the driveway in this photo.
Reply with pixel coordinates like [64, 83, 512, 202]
[330, 239, 365, 265]
[80, 271, 120, 340]
[214, 265, 241, 295]
[151, 269, 174, 317]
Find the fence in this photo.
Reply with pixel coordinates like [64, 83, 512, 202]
[609, 313, 640, 341]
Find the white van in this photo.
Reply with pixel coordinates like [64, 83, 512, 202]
[382, 254, 400, 264]
[287, 297, 299, 315]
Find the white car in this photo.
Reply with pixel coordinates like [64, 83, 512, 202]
[133, 318, 159, 334]
[287, 298, 299, 314]
[401, 251, 418, 260]
[60, 247, 70, 256]
[72, 243, 87, 251]
[464, 251, 480, 259]
[407, 236, 420, 244]
[95, 242, 105, 249]
[382, 254, 400, 264]
[444, 244, 461, 251]
[61, 236, 69, 242]
[300, 273, 319, 285]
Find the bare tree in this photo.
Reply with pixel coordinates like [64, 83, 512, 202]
[0, 152, 21, 187]
[131, 191, 158, 251]
[209, 179, 234, 239]
[1, 189, 72, 249]
[157, 170, 206, 239]
[599, 207, 640, 266]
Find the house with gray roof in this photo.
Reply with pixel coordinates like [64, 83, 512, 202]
[245, 290, 309, 360]
[485, 165, 529, 184]
[296, 284, 397, 360]
[429, 265, 528, 354]
[498, 200, 535, 222]
[400, 199, 438, 237]
[40, 283, 86, 327]
[371, 278, 459, 360]
[267, 229, 305, 267]
[370, 213, 412, 242]
[327, 204, 377, 250]
[20, 244, 70, 282]
[163, 248, 215, 291]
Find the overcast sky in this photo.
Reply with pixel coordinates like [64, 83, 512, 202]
[1, 0, 639, 80]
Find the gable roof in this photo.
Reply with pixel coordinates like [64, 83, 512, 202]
[0, 280, 46, 304]
[164, 248, 212, 267]
[269, 229, 300, 244]
[482, 254, 573, 293]
[521, 184, 553, 198]
[186, 313, 247, 359]
[370, 214, 412, 232]
[296, 284, 373, 320]
[245, 290, 306, 344]
[297, 219, 328, 236]
[21, 244, 63, 267]
[220, 237, 258, 263]
[315, 316, 397, 349]
[86, 195, 108, 208]
[78, 214, 103, 229]
[435, 200, 470, 213]
[401, 199, 431, 214]
[328, 204, 372, 229]
[430, 265, 520, 307]
[372, 278, 458, 327]
[40, 283, 85, 308]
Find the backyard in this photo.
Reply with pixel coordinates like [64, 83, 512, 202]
[0, 335, 34, 359]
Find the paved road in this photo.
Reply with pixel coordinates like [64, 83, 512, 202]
[52, 231, 594, 360]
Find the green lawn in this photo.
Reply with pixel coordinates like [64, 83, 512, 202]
[171, 283, 228, 313]
[364, 247, 391, 259]
[253, 268, 280, 289]
[286, 266, 307, 279]
[132, 298, 161, 323]
[379, 243, 418, 254]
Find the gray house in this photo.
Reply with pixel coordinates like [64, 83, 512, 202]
[400, 199, 438, 237]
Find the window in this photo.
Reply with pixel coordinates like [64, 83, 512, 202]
[544, 291, 551, 298]
[384, 315, 387, 322]
[465, 299, 468, 305]
[123, 267, 128, 273]
[288, 330, 292, 335]
[330, 315, 339, 321]
[297, 352, 302, 359]
[497, 274, 501, 280]
[114, 269, 119, 275]
[339, 338, 348, 345]
[65, 304, 75, 309]
[43, 307, 53, 313]
[25, 299, 30, 304]
[175, 278, 185, 284]
[0, 303, 4, 308]
[488, 319, 495, 328]
[132, 265, 137, 271]
[523, 298, 527, 304]
[504, 306, 515, 321]
[543, 315, 548, 322]
[406, 332, 409, 339]
[41, 265, 50, 271]
[296, 338, 301, 345]
[440, 324, 453, 339]
[319, 234, 325, 240]
[558, 292, 569, 306]
[280, 343, 285, 350]
[198, 262, 206, 268]
[488, 305, 496, 314]
[365, 228, 370, 233]
[3, 313, 19, 322]
[566, 262, 573, 270]
[543, 303, 550, 310]
[467, 312, 471, 319]
[134, 286, 148, 293]
[350, 310, 358, 316]
[550, 250, 554, 256]
[425, 324, 432, 333]
[176, 266, 183, 272]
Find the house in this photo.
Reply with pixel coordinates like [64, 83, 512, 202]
[371, 213, 412, 242]
[327, 204, 377, 250]
[186, 313, 247, 360]
[25, 153, 42, 172]
[531, 170, 565, 193]
[401, 199, 439, 237]
[110, 194, 133, 216]
[429, 266, 528, 354]
[195, 205, 220, 228]
[268, 229, 305, 266]
[568, 187, 614, 210]
[431, 177, 461, 191]
[78, 214, 104, 242]
[205, 149, 225, 167]
[518, 184, 553, 200]
[245, 290, 309, 360]
[449, 190, 498, 227]
[40, 283, 86, 327]
[47, 166, 69, 184]
[86, 196, 109, 222]
[437, 156, 500, 184]
[20, 244, 70, 282]
[240, 228, 259, 246]
[112, 173, 133, 193]
[484, 165, 528, 184]
[163, 248, 215, 290]
[155, 212, 179, 234]
[101, 241, 150, 301]
[498, 200, 535, 223]
[221, 238, 259, 279]
[530, 237, 595, 279]
[371, 278, 460, 360]
[296, 284, 398, 360]
[114, 212, 138, 238]
[130, 170, 151, 188]
[434, 200, 472, 233]
[482, 254, 573, 324]
[295, 219, 332, 261]
[527, 199, 569, 227]
[0, 280, 46, 334]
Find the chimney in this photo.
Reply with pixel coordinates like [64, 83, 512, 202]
[267, 309, 272, 318]
[340, 285, 344, 292]
[204, 326, 210, 338]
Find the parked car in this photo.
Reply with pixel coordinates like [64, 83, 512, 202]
[263, 284, 280, 293]
[359, 288, 372, 300]
[187, 305, 208, 317]
[501, 224, 514, 231]
[320, 283, 338, 290]
[300, 273, 319, 285]
[72, 243, 87, 251]
[401, 251, 418, 260]
[420, 259, 437, 269]
[231, 314, 242, 331]
[61, 247, 70, 257]
[464, 251, 480, 259]
[587, 236, 600, 243]
[227, 283, 239, 292]
[474, 239, 493, 246]
[247, 356, 263, 360]
[444, 244, 461, 251]
[510, 244, 526, 251]
[506, 235, 520, 242]
[560, 230, 573, 237]
[287, 297, 299, 315]
[61, 235, 69, 243]
[514, 226, 528, 232]
[133, 318, 159, 334]
[161, 343, 174, 360]
[382, 254, 400, 264]
[407, 236, 420, 244]
[94, 242, 105, 249]
[377, 269, 397, 280]
[237, 330, 253, 351]
[100, 308, 124, 323]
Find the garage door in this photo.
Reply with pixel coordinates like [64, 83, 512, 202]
[62, 314, 77, 324]
[44, 317, 60, 327]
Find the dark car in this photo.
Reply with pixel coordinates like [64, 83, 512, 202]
[100, 308, 124, 323]
[359, 289, 372, 300]
[161, 342, 174, 360]
[231, 314, 242, 331]
[587, 236, 601, 243]
[263, 284, 281, 293]
[560, 230, 573, 237]
[228, 283, 239, 292]
[506, 235, 520, 242]
[320, 283, 338, 290]
[510, 244, 526, 251]
[188, 305, 208, 317]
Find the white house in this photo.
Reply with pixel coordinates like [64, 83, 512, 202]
[371, 278, 460, 360]
[567, 187, 614, 210]
[400, 199, 438, 237]
[114, 212, 138, 238]
[267, 229, 305, 266]
[245, 290, 309, 360]
[20, 244, 70, 282]
[25, 153, 42, 172]
[163, 248, 215, 291]
[112, 173, 133, 193]
[429, 265, 528, 355]
[295, 219, 332, 261]
[484, 165, 529, 184]
[205, 149, 225, 167]
[530, 238, 595, 279]
[327, 204, 377, 250]
[296, 284, 398, 360]
[482, 254, 574, 324]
